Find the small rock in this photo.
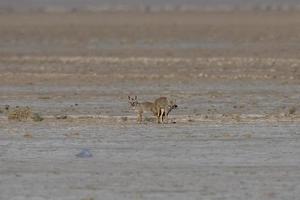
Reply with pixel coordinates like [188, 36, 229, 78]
[5, 105, 10, 110]
[31, 113, 44, 122]
[55, 115, 67, 119]
[65, 132, 80, 138]
[24, 133, 33, 138]
[76, 149, 93, 158]
[38, 96, 51, 100]
[288, 107, 296, 115]
[121, 116, 128, 122]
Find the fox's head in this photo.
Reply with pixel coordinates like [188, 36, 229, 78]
[128, 95, 138, 107]
[168, 99, 178, 110]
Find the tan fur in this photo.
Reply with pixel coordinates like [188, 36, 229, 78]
[128, 96, 158, 123]
[154, 97, 177, 123]
[154, 97, 178, 123]
[129, 96, 177, 123]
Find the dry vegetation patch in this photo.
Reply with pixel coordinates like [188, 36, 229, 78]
[6, 106, 43, 122]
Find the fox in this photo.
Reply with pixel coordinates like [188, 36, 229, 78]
[154, 97, 178, 123]
[128, 96, 157, 123]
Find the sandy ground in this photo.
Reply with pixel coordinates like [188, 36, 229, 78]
[0, 11, 300, 200]
[1, 120, 300, 200]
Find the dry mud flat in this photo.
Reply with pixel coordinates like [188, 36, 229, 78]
[0, 11, 300, 200]
[0, 56, 300, 200]
[0, 119, 300, 200]
[0, 12, 300, 57]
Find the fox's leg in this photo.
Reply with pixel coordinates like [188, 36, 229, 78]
[160, 108, 165, 123]
[137, 112, 143, 123]
[163, 110, 168, 123]
[156, 109, 161, 123]
[157, 115, 160, 123]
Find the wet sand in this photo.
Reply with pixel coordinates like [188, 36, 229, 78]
[0, 11, 299, 200]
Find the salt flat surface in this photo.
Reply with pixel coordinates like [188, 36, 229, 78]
[0, 121, 299, 200]
[0, 12, 299, 200]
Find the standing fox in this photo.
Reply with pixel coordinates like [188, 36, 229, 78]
[128, 96, 157, 123]
[154, 97, 178, 123]
[128, 96, 177, 123]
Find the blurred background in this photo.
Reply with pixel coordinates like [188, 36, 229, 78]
[0, 2, 300, 200]
[1, 0, 300, 12]
[0, 0, 300, 58]
[0, 0, 299, 116]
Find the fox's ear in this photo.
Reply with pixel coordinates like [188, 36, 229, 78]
[128, 96, 131, 100]
[135, 96, 137, 100]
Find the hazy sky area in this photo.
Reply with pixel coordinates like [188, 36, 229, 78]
[1, 0, 299, 8]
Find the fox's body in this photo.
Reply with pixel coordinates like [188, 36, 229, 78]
[134, 101, 158, 122]
[128, 96, 157, 122]
[154, 97, 178, 123]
